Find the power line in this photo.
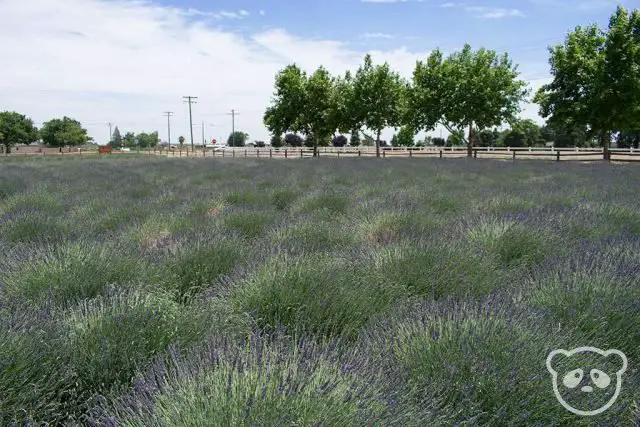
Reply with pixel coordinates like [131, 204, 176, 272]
[163, 112, 173, 145]
[227, 109, 240, 146]
[183, 96, 198, 150]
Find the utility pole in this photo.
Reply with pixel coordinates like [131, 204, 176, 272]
[107, 122, 113, 143]
[183, 96, 198, 151]
[201, 121, 205, 146]
[227, 109, 239, 146]
[163, 112, 173, 146]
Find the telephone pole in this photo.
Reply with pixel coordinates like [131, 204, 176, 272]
[201, 121, 205, 146]
[183, 96, 198, 151]
[107, 122, 113, 143]
[227, 109, 239, 146]
[163, 112, 173, 146]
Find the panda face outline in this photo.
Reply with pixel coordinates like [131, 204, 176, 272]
[546, 347, 628, 416]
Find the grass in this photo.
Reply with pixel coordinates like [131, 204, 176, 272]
[0, 155, 638, 426]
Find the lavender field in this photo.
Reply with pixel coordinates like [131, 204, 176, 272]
[0, 156, 639, 426]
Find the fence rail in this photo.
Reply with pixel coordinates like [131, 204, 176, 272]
[3, 146, 640, 162]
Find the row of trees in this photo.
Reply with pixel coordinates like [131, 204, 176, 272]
[0, 112, 90, 154]
[263, 43, 528, 157]
[264, 6, 640, 157]
[109, 126, 160, 149]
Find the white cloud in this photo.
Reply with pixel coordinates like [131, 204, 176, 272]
[0, 0, 543, 144]
[361, 32, 396, 39]
[259, 10, 266, 16]
[465, 6, 525, 19]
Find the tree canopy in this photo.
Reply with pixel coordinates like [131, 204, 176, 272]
[534, 6, 640, 158]
[40, 117, 89, 149]
[352, 54, 405, 157]
[0, 111, 39, 154]
[410, 44, 529, 156]
[227, 131, 249, 147]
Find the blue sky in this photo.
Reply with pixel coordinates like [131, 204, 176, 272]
[0, 0, 632, 143]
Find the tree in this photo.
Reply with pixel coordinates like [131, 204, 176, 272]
[123, 132, 136, 148]
[332, 135, 348, 147]
[352, 54, 405, 158]
[390, 134, 399, 147]
[270, 134, 284, 148]
[284, 133, 303, 147]
[431, 137, 446, 147]
[500, 119, 543, 147]
[40, 117, 89, 150]
[254, 140, 266, 148]
[361, 134, 375, 147]
[303, 134, 315, 148]
[396, 126, 415, 147]
[476, 128, 501, 147]
[301, 67, 336, 156]
[411, 44, 529, 157]
[0, 111, 38, 154]
[136, 132, 159, 148]
[534, 6, 640, 160]
[264, 65, 308, 147]
[111, 126, 122, 148]
[616, 130, 640, 148]
[350, 132, 361, 147]
[447, 130, 465, 147]
[227, 131, 248, 147]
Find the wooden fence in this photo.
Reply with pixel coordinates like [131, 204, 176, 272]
[4, 146, 640, 162]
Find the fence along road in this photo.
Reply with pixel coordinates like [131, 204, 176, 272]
[157, 146, 640, 162]
[4, 146, 640, 162]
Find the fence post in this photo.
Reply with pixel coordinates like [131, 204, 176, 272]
[270, 149, 272, 158]
[233, 150, 235, 158]
[358, 150, 361, 157]
[337, 151, 340, 158]
[257, 149, 260, 158]
[556, 151, 560, 162]
[245, 149, 247, 157]
[512, 150, 516, 161]
[439, 150, 443, 159]
[409, 150, 412, 158]
[285, 149, 288, 158]
[180, 149, 182, 157]
[473, 149, 477, 159]
[300, 149, 303, 158]
[383, 151, 386, 158]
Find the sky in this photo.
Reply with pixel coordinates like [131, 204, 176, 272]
[0, 0, 633, 145]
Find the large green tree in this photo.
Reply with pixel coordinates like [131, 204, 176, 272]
[352, 54, 405, 158]
[0, 111, 39, 154]
[264, 65, 308, 145]
[302, 67, 336, 156]
[40, 117, 89, 150]
[227, 131, 249, 147]
[123, 132, 136, 148]
[395, 126, 415, 147]
[411, 44, 529, 157]
[534, 6, 640, 159]
[137, 132, 159, 148]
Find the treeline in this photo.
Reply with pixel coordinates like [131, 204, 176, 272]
[264, 6, 640, 157]
[108, 126, 159, 149]
[0, 113, 91, 154]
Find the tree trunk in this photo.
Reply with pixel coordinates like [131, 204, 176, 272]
[467, 123, 474, 157]
[601, 132, 610, 161]
[376, 129, 381, 158]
